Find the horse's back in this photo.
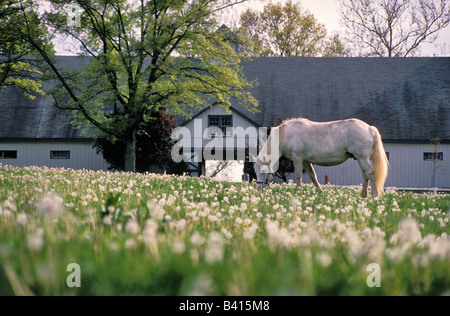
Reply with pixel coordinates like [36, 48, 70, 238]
[286, 118, 372, 141]
[296, 118, 369, 129]
[281, 118, 374, 165]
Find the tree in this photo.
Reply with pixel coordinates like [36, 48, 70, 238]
[94, 107, 185, 173]
[239, 0, 328, 57]
[322, 33, 350, 57]
[340, 0, 450, 57]
[15, 0, 257, 172]
[0, 0, 52, 98]
[237, 7, 265, 56]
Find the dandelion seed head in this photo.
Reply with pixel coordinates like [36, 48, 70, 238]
[125, 238, 137, 250]
[205, 232, 225, 264]
[103, 215, 112, 226]
[190, 232, 204, 246]
[316, 252, 332, 268]
[125, 220, 140, 235]
[16, 213, 28, 226]
[38, 194, 63, 221]
[399, 218, 422, 245]
[172, 240, 186, 254]
[187, 274, 214, 296]
[27, 229, 44, 251]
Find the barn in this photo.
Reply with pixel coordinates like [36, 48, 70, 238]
[1, 56, 449, 188]
[179, 57, 450, 188]
[0, 68, 109, 171]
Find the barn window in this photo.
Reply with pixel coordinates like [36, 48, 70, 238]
[423, 152, 443, 161]
[208, 115, 233, 138]
[51, 151, 71, 159]
[0, 151, 18, 159]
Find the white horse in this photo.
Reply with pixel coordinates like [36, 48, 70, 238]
[254, 118, 389, 198]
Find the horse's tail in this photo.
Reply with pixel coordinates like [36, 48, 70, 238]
[369, 126, 389, 196]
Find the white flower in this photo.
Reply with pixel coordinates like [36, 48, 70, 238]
[186, 274, 214, 296]
[316, 252, 332, 268]
[366, 237, 386, 262]
[103, 215, 112, 226]
[190, 232, 204, 246]
[143, 219, 158, 246]
[346, 230, 364, 258]
[398, 218, 422, 245]
[174, 219, 187, 231]
[16, 213, 28, 226]
[0, 208, 12, 218]
[205, 232, 225, 264]
[38, 194, 63, 221]
[3, 200, 16, 212]
[266, 221, 293, 249]
[243, 224, 258, 240]
[428, 239, 450, 260]
[125, 220, 140, 235]
[109, 242, 120, 253]
[172, 240, 186, 254]
[125, 238, 137, 250]
[27, 229, 44, 251]
[147, 200, 165, 220]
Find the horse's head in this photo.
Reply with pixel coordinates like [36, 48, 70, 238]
[254, 154, 273, 191]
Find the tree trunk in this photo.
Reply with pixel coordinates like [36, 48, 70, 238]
[124, 129, 137, 172]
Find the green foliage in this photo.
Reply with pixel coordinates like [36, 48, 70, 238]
[0, 165, 449, 296]
[322, 33, 350, 57]
[0, 0, 53, 98]
[93, 107, 185, 173]
[239, 0, 329, 57]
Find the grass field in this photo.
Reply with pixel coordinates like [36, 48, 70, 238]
[0, 165, 449, 296]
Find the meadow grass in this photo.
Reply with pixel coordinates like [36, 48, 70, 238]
[0, 165, 449, 296]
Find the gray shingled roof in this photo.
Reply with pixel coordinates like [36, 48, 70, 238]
[0, 85, 81, 139]
[229, 57, 450, 141]
[0, 56, 94, 140]
[1, 56, 449, 141]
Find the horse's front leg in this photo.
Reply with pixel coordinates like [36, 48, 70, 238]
[292, 156, 303, 187]
[304, 162, 322, 191]
[361, 175, 369, 198]
[296, 170, 303, 187]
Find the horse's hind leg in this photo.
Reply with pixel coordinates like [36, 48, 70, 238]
[303, 162, 322, 191]
[357, 157, 377, 198]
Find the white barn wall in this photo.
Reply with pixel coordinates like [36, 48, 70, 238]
[0, 140, 109, 171]
[384, 143, 449, 188]
[183, 106, 259, 151]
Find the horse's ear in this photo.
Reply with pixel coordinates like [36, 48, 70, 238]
[250, 154, 257, 162]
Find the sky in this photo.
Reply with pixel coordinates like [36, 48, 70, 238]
[51, 0, 449, 56]
[222, 0, 450, 56]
